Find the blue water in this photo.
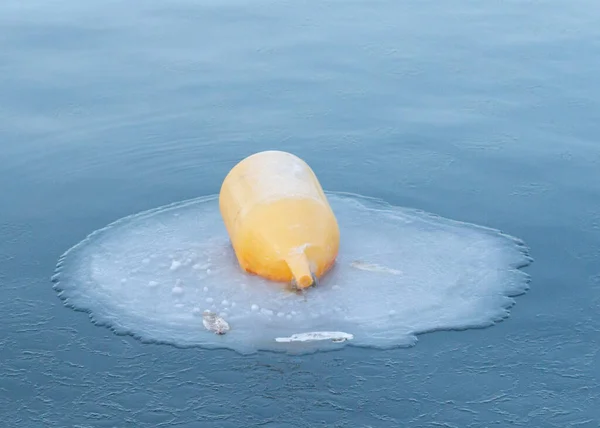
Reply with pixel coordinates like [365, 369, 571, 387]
[1, 0, 599, 426]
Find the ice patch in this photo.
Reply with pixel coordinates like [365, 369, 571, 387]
[51, 192, 532, 355]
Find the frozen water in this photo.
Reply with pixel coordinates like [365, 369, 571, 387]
[52, 192, 531, 354]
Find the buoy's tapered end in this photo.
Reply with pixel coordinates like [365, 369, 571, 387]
[286, 253, 315, 289]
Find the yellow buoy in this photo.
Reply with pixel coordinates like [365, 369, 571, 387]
[219, 150, 340, 289]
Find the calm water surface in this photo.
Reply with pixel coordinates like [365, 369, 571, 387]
[1, 0, 599, 426]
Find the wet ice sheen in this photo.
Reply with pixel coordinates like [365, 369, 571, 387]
[52, 192, 531, 354]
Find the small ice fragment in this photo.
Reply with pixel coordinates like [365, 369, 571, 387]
[389, 310, 397, 316]
[206, 268, 212, 274]
[221, 300, 229, 306]
[120, 278, 127, 284]
[192, 307, 202, 316]
[231, 302, 236, 307]
[171, 286, 184, 296]
[206, 297, 214, 303]
[251, 304, 259, 312]
[277, 312, 285, 317]
[275, 331, 354, 343]
[203, 286, 208, 292]
[261, 308, 274, 316]
[202, 311, 230, 335]
[174, 303, 184, 308]
[142, 258, 150, 264]
[170, 260, 182, 271]
[219, 312, 228, 318]
[148, 281, 158, 288]
[350, 260, 402, 275]
[332, 285, 341, 291]
[286, 314, 292, 320]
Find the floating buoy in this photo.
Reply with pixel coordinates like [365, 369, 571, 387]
[219, 151, 340, 289]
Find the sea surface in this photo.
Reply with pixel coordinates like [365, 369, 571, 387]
[1, 0, 599, 426]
